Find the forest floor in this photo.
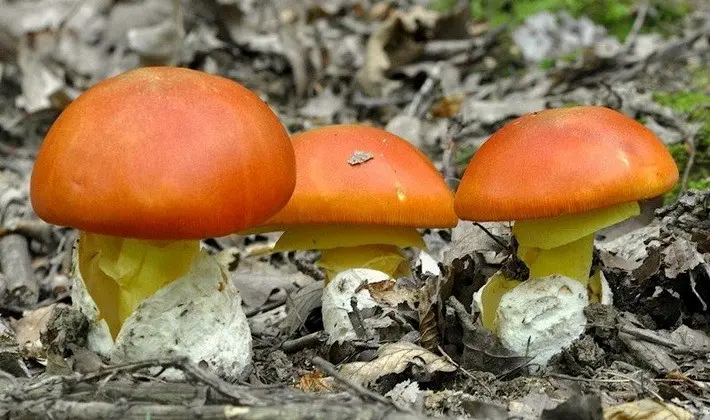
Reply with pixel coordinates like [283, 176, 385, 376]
[0, 1, 709, 419]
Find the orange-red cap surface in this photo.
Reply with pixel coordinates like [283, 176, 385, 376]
[30, 66, 296, 240]
[260, 124, 457, 229]
[454, 106, 679, 221]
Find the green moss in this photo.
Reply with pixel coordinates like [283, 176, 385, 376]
[435, 0, 690, 40]
[654, 69, 710, 202]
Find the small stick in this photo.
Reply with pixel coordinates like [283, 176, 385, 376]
[624, 1, 649, 50]
[281, 331, 325, 353]
[20, 357, 264, 406]
[245, 297, 286, 318]
[437, 345, 493, 395]
[0, 234, 38, 307]
[311, 356, 414, 414]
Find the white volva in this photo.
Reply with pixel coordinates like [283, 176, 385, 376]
[71, 247, 252, 380]
[496, 275, 588, 366]
[321, 268, 391, 344]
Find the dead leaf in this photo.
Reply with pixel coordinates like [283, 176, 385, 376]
[126, 8, 185, 66]
[603, 399, 692, 420]
[618, 314, 679, 374]
[16, 35, 65, 112]
[444, 220, 511, 266]
[541, 394, 603, 420]
[296, 371, 335, 392]
[596, 224, 662, 271]
[384, 380, 424, 407]
[431, 93, 464, 118]
[356, 6, 439, 96]
[663, 237, 706, 279]
[458, 96, 547, 127]
[10, 303, 59, 358]
[670, 325, 710, 350]
[45, 351, 73, 375]
[282, 281, 324, 335]
[300, 88, 345, 121]
[418, 276, 438, 352]
[338, 341, 455, 386]
[231, 272, 299, 309]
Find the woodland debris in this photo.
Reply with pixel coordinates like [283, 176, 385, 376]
[0, 233, 37, 307]
[338, 341, 455, 387]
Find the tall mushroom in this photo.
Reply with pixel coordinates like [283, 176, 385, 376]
[30, 66, 296, 378]
[454, 106, 678, 363]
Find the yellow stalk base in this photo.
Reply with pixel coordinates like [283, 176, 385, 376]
[272, 225, 425, 252]
[479, 272, 520, 331]
[78, 232, 199, 338]
[588, 270, 604, 303]
[511, 201, 640, 285]
[517, 234, 595, 285]
[513, 201, 640, 249]
[319, 244, 410, 283]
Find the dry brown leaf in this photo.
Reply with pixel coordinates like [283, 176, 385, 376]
[603, 399, 692, 420]
[296, 371, 335, 392]
[338, 341, 455, 386]
[10, 303, 60, 358]
[282, 281, 324, 335]
[431, 93, 464, 118]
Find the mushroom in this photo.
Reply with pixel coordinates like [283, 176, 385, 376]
[454, 106, 678, 363]
[251, 124, 456, 343]
[255, 124, 458, 281]
[30, 66, 295, 377]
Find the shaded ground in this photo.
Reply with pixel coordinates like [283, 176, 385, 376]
[0, 1, 709, 419]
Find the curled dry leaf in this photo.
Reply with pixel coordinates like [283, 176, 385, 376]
[603, 399, 692, 420]
[662, 237, 707, 279]
[282, 280, 324, 335]
[338, 341, 455, 387]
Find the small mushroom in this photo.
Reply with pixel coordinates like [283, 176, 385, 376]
[455, 106, 678, 364]
[251, 124, 457, 342]
[256, 124, 458, 281]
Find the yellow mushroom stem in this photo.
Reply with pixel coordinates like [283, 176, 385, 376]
[272, 224, 426, 283]
[477, 201, 641, 331]
[77, 232, 200, 338]
[512, 201, 641, 285]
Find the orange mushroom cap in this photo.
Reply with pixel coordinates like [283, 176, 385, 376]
[30, 66, 296, 240]
[454, 106, 679, 221]
[260, 124, 458, 230]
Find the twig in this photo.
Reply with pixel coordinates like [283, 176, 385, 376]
[0, 234, 38, 307]
[20, 358, 264, 406]
[281, 331, 325, 353]
[311, 356, 414, 414]
[245, 297, 286, 318]
[473, 222, 511, 251]
[624, 1, 649, 50]
[437, 345, 493, 395]
[602, 370, 665, 402]
[405, 64, 441, 118]
[176, 359, 263, 405]
[680, 127, 699, 193]
[619, 324, 710, 355]
[547, 373, 636, 383]
[447, 296, 477, 331]
[449, 24, 507, 66]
